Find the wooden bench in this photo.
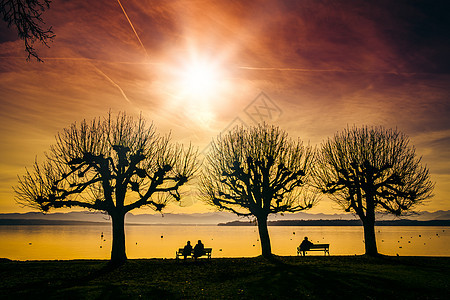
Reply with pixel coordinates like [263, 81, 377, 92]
[297, 244, 330, 256]
[176, 248, 212, 261]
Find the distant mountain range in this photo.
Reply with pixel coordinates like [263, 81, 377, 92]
[0, 211, 237, 225]
[0, 210, 449, 225]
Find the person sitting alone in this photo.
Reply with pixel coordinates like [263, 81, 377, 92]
[182, 241, 192, 259]
[193, 239, 205, 260]
[299, 236, 314, 256]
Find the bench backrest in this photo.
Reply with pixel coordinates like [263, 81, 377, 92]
[310, 244, 329, 249]
[177, 248, 212, 254]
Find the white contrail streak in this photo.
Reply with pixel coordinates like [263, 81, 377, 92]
[117, 0, 149, 59]
[94, 66, 132, 103]
[238, 66, 415, 75]
[239, 66, 344, 72]
[31, 57, 161, 65]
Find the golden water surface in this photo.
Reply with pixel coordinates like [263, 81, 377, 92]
[1, 225, 448, 260]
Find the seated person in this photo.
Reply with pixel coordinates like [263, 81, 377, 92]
[299, 236, 314, 256]
[182, 241, 193, 259]
[193, 239, 205, 259]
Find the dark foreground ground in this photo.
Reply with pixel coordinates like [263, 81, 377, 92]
[0, 256, 449, 299]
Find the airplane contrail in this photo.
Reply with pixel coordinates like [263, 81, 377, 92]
[239, 66, 344, 72]
[94, 66, 132, 103]
[117, 0, 149, 59]
[237, 66, 415, 75]
[34, 57, 161, 65]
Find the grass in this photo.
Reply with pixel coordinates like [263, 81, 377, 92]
[0, 256, 449, 299]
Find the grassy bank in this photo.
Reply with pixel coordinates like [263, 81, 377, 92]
[0, 256, 449, 299]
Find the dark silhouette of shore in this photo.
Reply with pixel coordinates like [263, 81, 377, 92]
[218, 219, 450, 226]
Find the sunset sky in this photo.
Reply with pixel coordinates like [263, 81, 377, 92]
[0, 0, 449, 215]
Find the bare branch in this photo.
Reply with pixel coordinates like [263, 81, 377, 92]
[315, 126, 434, 218]
[15, 112, 198, 215]
[200, 123, 319, 217]
[0, 0, 55, 61]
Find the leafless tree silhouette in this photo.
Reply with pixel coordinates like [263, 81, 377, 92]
[315, 126, 434, 256]
[200, 124, 318, 258]
[15, 112, 197, 263]
[1, 0, 54, 61]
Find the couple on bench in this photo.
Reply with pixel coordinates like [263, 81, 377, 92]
[182, 240, 205, 260]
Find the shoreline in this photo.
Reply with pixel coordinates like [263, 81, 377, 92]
[1, 254, 450, 262]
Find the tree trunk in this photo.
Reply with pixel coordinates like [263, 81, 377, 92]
[362, 217, 378, 256]
[256, 215, 272, 258]
[110, 212, 127, 264]
[363, 194, 378, 256]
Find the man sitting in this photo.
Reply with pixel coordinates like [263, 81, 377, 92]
[182, 241, 193, 260]
[299, 236, 314, 256]
[193, 240, 205, 260]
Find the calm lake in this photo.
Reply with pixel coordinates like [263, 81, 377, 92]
[1, 225, 449, 260]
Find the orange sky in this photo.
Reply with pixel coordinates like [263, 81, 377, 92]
[0, 0, 449, 214]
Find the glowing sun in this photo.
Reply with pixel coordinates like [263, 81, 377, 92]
[178, 60, 222, 98]
[158, 52, 233, 126]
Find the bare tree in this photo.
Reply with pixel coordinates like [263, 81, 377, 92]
[15, 112, 197, 263]
[315, 126, 434, 256]
[200, 124, 317, 258]
[1, 0, 54, 61]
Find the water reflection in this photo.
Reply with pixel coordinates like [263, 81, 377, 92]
[0, 225, 448, 260]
